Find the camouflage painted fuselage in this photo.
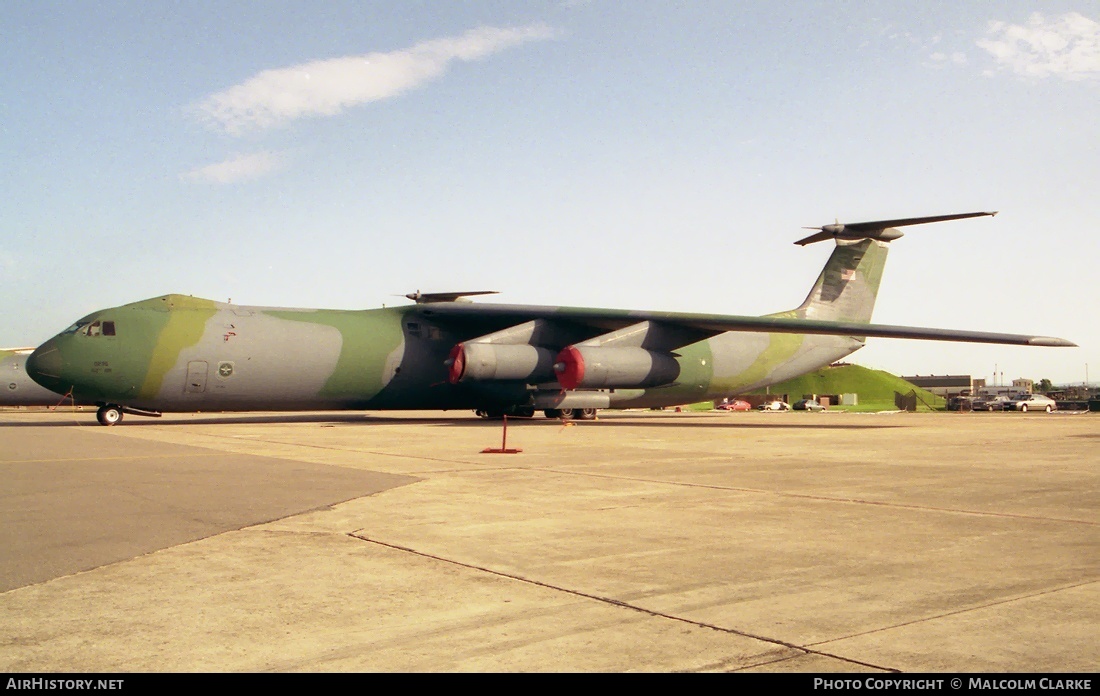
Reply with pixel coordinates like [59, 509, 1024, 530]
[25, 294, 861, 413]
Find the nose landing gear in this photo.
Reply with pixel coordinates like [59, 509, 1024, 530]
[96, 405, 123, 426]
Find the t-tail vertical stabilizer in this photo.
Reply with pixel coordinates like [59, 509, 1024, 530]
[791, 238, 888, 324]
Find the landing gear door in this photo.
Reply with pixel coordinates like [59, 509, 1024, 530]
[185, 361, 208, 393]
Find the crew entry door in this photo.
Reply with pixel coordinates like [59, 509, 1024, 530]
[185, 361, 208, 393]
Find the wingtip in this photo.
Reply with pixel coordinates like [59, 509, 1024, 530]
[1027, 337, 1077, 347]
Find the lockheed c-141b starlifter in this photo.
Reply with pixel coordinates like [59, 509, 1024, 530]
[25, 212, 1074, 425]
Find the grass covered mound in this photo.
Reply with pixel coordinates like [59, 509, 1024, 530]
[747, 364, 945, 411]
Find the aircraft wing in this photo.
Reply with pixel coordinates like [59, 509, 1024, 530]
[417, 303, 1076, 348]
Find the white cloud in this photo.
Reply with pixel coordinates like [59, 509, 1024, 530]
[195, 24, 558, 135]
[926, 51, 966, 69]
[181, 151, 285, 184]
[977, 12, 1100, 80]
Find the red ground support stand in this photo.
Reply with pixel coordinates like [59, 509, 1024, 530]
[481, 415, 523, 454]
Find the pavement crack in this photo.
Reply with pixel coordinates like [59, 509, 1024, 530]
[531, 468, 1099, 527]
[346, 530, 899, 673]
[806, 578, 1100, 648]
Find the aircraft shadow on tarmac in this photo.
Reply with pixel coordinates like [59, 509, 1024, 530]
[0, 410, 900, 430]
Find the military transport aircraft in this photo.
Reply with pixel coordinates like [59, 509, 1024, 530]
[26, 212, 1074, 426]
[1, 348, 67, 407]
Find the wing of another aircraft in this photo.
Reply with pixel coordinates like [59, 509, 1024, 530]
[0, 348, 69, 406]
[417, 302, 1075, 348]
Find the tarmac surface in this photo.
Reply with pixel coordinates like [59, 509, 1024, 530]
[0, 408, 1096, 672]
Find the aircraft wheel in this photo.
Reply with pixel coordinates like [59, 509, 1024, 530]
[1021, 404, 1028, 412]
[97, 405, 123, 426]
[544, 409, 563, 419]
[576, 408, 597, 420]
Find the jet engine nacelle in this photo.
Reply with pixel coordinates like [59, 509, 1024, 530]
[554, 345, 680, 390]
[447, 343, 557, 384]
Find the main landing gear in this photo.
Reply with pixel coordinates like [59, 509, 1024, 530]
[543, 408, 598, 420]
[475, 408, 597, 421]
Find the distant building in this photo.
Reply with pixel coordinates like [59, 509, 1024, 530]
[902, 375, 974, 397]
[975, 380, 1032, 397]
[977, 385, 1020, 397]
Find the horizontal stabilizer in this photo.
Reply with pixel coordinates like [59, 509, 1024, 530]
[405, 290, 499, 304]
[795, 211, 997, 246]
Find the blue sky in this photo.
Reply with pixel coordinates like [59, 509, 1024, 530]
[2, 2, 1097, 385]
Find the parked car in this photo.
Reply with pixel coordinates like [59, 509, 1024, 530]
[758, 400, 791, 411]
[1003, 394, 1058, 413]
[972, 395, 1011, 411]
[793, 399, 825, 411]
[716, 399, 752, 411]
[947, 395, 974, 411]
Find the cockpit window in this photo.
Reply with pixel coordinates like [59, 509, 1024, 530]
[60, 320, 116, 337]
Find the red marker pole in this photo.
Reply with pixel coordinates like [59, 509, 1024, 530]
[481, 414, 522, 454]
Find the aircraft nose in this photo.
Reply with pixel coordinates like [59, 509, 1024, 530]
[26, 339, 65, 391]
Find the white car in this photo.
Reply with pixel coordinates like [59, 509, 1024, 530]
[758, 400, 791, 411]
[1003, 394, 1057, 413]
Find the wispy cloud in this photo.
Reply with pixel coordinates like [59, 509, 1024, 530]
[181, 151, 285, 184]
[927, 51, 968, 69]
[977, 12, 1100, 80]
[194, 24, 558, 135]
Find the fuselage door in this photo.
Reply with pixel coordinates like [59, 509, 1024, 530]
[185, 361, 208, 393]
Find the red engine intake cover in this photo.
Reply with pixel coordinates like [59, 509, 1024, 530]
[447, 344, 466, 384]
[555, 345, 585, 390]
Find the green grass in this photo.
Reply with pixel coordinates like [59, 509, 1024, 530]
[745, 364, 945, 411]
[675, 364, 950, 413]
[685, 401, 718, 412]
